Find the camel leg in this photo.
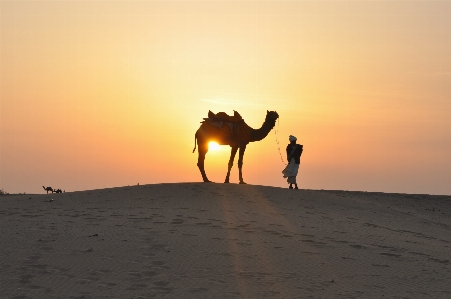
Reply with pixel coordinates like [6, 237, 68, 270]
[238, 144, 247, 184]
[197, 142, 211, 182]
[224, 146, 238, 183]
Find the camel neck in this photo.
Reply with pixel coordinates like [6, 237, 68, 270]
[250, 119, 276, 142]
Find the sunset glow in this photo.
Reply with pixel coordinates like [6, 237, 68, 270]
[1, 1, 451, 194]
[208, 142, 221, 151]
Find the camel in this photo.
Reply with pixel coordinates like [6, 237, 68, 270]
[193, 110, 279, 184]
[43, 186, 53, 194]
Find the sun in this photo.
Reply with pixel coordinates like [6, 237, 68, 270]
[208, 141, 220, 151]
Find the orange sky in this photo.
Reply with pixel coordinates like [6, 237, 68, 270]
[1, 1, 451, 194]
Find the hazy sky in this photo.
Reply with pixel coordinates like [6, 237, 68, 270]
[1, 1, 451, 195]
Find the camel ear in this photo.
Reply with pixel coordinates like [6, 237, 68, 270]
[267, 110, 269, 114]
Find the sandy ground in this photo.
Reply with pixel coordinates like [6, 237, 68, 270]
[0, 183, 450, 299]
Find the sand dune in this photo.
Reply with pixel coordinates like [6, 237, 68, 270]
[1, 183, 450, 298]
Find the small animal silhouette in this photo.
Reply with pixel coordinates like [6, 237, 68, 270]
[42, 186, 53, 194]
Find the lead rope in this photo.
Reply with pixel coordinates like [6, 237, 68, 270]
[274, 118, 287, 165]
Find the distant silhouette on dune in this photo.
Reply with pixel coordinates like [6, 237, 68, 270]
[43, 186, 53, 194]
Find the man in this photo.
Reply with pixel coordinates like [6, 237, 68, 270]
[282, 135, 303, 189]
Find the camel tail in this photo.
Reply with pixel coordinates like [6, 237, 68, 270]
[192, 132, 197, 153]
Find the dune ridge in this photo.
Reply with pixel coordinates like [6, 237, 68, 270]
[1, 183, 450, 298]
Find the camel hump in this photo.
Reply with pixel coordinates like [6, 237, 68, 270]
[207, 110, 243, 122]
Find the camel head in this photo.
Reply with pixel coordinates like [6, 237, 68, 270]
[266, 110, 279, 125]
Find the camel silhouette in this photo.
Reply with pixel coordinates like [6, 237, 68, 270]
[193, 110, 279, 184]
[42, 186, 53, 194]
